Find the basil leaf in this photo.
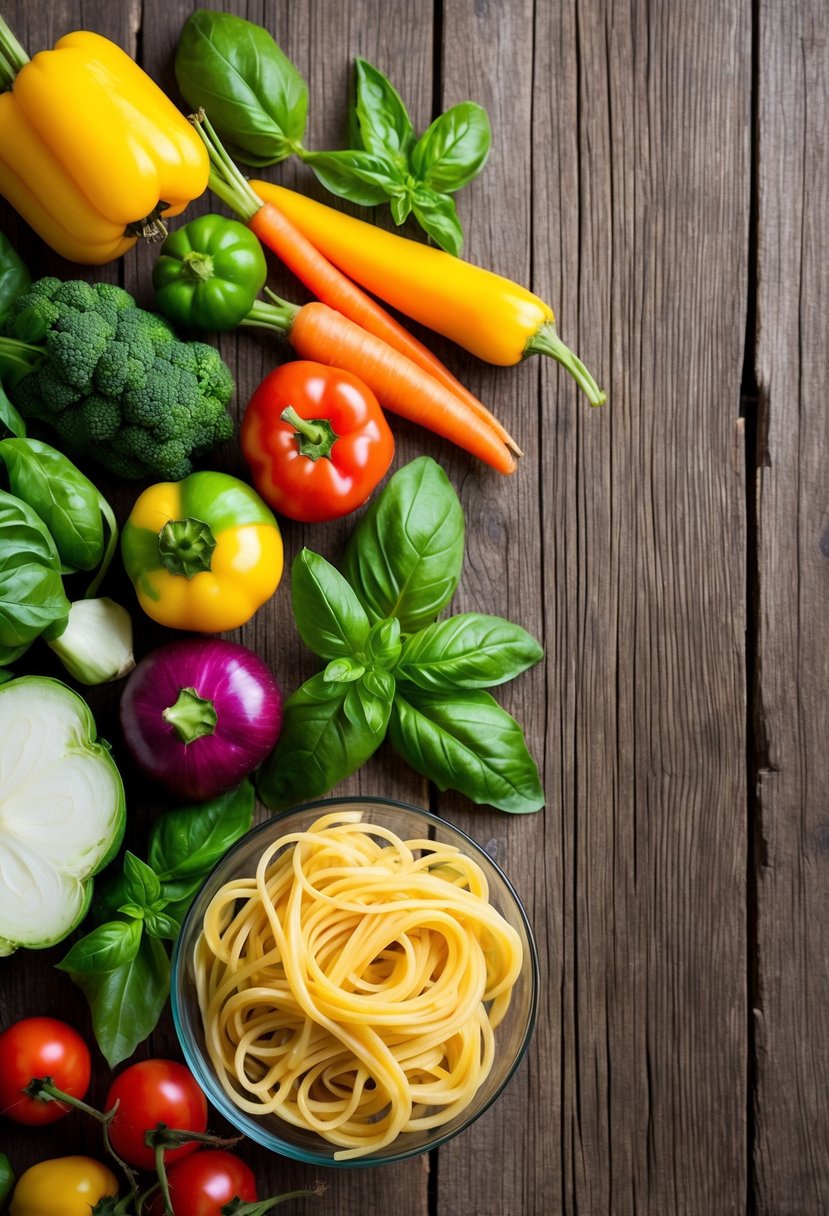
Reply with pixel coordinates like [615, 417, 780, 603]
[324, 656, 365, 683]
[256, 672, 385, 811]
[365, 617, 402, 669]
[411, 101, 491, 193]
[292, 548, 371, 659]
[411, 187, 464, 256]
[0, 232, 30, 326]
[351, 58, 414, 165]
[342, 456, 464, 632]
[389, 686, 544, 813]
[343, 670, 394, 735]
[0, 438, 105, 572]
[0, 489, 69, 662]
[390, 193, 413, 226]
[0, 382, 25, 440]
[397, 613, 543, 691]
[148, 780, 255, 882]
[144, 911, 181, 942]
[116, 903, 147, 920]
[60, 933, 170, 1067]
[302, 149, 402, 207]
[123, 852, 162, 907]
[175, 10, 308, 167]
[57, 919, 142, 975]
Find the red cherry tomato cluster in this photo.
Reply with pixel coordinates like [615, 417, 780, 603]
[0, 1019, 284, 1216]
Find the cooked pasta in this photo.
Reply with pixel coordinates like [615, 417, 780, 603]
[193, 810, 524, 1159]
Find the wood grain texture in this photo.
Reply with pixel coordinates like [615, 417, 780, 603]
[753, 1, 829, 1212]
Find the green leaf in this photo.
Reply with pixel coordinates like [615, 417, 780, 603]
[0, 438, 105, 572]
[256, 672, 386, 812]
[123, 851, 162, 908]
[390, 193, 413, 226]
[292, 548, 371, 659]
[116, 903, 146, 921]
[0, 1151, 15, 1209]
[351, 58, 414, 164]
[175, 9, 308, 167]
[302, 149, 402, 207]
[0, 381, 25, 440]
[389, 686, 544, 813]
[0, 489, 69, 659]
[147, 780, 255, 883]
[411, 187, 464, 255]
[342, 456, 464, 632]
[60, 933, 170, 1067]
[397, 613, 543, 691]
[144, 911, 181, 942]
[365, 617, 402, 669]
[0, 231, 30, 326]
[411, 101, 491, 193]
[343, 670, 394, 735]
[324, 656, 365, 683]
[57, 919, 142, 975]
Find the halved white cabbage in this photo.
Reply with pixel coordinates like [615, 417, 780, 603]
[0, 676, 126, 954]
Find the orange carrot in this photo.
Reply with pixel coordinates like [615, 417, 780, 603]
[191, 110, 522, 458]
[242, 293, 517, 475]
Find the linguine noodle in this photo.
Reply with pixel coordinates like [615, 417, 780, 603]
[193, 810, 524, 1159]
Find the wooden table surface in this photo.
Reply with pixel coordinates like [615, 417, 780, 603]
[2, 2, 827, 1214]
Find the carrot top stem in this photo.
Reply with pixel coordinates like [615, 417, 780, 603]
[527, 323, 607, 406]
[240, 289, 297, 334]
[189, 108, 262, 221]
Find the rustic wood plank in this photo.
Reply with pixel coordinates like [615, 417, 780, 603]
[753, 1, 829, 1211]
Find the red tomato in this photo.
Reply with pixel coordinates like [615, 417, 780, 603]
[105, 1059, 208, 1171]
[147, 1150, 257, 1216]
[241, 360, 395, 523]
[0, 1016, 91, 1125]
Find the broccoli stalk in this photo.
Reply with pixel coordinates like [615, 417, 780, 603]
[0, 277, 235, 480]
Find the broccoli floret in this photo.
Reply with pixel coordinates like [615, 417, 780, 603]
[0, 277, 235, 481]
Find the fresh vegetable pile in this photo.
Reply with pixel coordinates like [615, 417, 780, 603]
[0, 3, 601, 1206]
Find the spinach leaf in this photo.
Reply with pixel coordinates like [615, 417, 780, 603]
[389, 686, 545, 813]
[148, 780, 254, 883]
[59, 932, 170, 1067]
[0, 232, 29, 326]
[397, 613, 543, 691]
[412, 187, 464, 256]
[292, 548, 371, 659]
[411, 102, 492, 194]
[57, 919, 142, 975]
[301, 149, 402, 207]
[0, 438, 106, 572]
[175, 9, 308, 167]
[351, 58, 414, 165]
[342, 456, 464, 632]
[256, 672, 385, 811]
[0, 489, 69, 663]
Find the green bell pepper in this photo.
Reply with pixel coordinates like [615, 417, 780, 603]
[152, 214, 267, 332]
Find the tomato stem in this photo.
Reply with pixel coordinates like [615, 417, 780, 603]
[222, 1183, 327, 1215]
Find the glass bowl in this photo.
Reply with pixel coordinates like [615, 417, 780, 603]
[171, 797, 539, 1167]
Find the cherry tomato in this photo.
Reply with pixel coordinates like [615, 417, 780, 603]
[241, 360, 395, 523]
[105, 1059, 208, 1171]
[10, 1156, 118, 1216]
[0, 1017, 91, 1125]
[147, 1150, 257, 1216]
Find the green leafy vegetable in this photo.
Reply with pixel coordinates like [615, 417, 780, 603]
[411, 102, 492, 193]
[58, 781, 254, 1066]
[0, 1152, 15, 1210]
[351, 57, 414, 164]
[256, 457, 544, 814]
[175, 9, 308, 167]
[0, 231, 29, 326]
[0, 489, 69, 666]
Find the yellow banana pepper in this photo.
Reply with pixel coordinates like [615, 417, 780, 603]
[0, 21, 208, 264]
[121, 472, 283, 633]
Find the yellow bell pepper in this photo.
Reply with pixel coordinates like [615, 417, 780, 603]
[0, 20, 208, 264]
[121, 472, 283, 633]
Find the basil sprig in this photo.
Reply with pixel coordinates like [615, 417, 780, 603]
[57, 781, 255, 1067]
[174, 10, 490, 253]
[256, 458, 544, 814]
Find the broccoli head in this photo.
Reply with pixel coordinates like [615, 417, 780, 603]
[0, 277, 235, 480]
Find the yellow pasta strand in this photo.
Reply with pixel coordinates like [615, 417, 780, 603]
[194, 811, 523, 1159]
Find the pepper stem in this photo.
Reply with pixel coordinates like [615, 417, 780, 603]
[180, 250, 215, 282]
[281, 405, 339, 461]
[526, 322, 606, 406]
[162, 686, 218, 744]
[157, 517, 217, 577]
[0, 15, 29, 90]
